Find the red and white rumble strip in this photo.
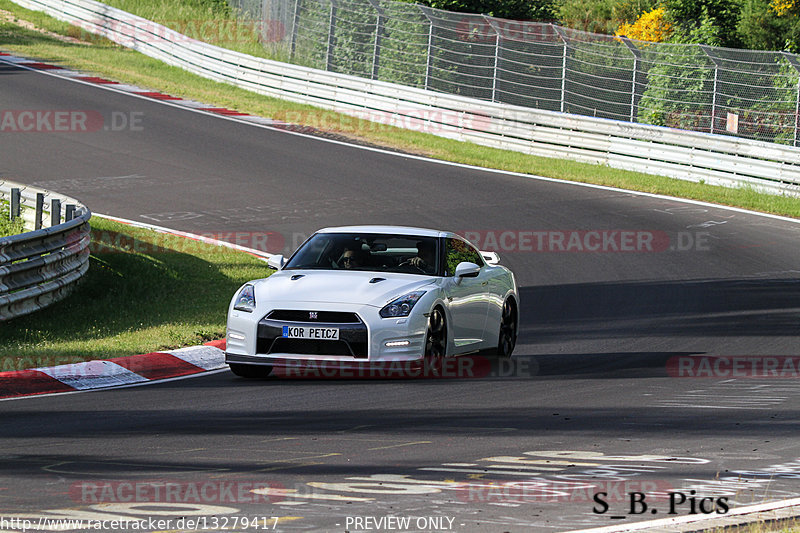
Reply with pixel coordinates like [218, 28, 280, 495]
[0, 340, 226, 399]
[0, 51, 293, 128]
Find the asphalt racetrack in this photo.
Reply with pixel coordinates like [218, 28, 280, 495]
[2, 59, 800, 532]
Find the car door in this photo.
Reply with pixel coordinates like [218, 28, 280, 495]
[442, 237, 490, 354]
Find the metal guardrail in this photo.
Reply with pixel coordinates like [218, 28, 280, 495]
[8, 0, 800, 196]
[0, 180, 91, 321]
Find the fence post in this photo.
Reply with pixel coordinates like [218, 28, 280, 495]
[419, 6, 435, 91]
[51, 199, 61, 227]
[484, 15, 500, 103]
[782, 52, 800, 148]
[10, 188, 20, 221]
[65, 204, 76, 222]
[700, 45, 720, 135]
[553, 25, 568, 114]
[619, 36, 641, 123]
[325, 0, 337, 71]
[289, 0, 300, 60]
[35, 193, 44, 230]
[368, 0, 384, 81]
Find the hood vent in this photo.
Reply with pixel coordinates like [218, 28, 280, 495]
[369, 277, 386, 284]
[291, 274, 305, 280]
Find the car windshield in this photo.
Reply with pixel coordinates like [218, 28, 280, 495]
[284, 233, 441, 275]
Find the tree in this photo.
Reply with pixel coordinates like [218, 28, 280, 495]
[662, 0, 742, 47]
[409, 0, 558, 21]
[737, 0, 800, 51]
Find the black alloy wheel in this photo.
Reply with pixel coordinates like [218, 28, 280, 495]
[496, 299, 517, 357]
[424, 308, 447, 358]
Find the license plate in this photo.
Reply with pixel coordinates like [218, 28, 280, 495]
[282, 325, 340, 340]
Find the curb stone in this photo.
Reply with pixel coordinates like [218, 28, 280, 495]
[0, 340, 227, 399]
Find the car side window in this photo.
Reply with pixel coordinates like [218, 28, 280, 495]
[444, 237, 484, 277]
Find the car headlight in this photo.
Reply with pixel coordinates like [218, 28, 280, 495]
[233, 284, 256, 312]
[380, 291, 426, 318]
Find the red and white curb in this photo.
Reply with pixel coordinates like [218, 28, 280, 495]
[0, 51, 312, 131]
[0, 340, 227, 399]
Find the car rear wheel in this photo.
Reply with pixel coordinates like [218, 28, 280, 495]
[496, 299, 517, 358]
[229, 363, 273, 378]
[424, 307, 447, 358]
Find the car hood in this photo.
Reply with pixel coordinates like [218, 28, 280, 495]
[254, 270, 437, 306]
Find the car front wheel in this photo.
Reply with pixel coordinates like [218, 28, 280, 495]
[424, 307, 447, 358]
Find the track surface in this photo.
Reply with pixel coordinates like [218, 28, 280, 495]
[2, 60, 800, 531]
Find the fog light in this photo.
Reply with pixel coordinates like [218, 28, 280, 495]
[228, 332, 246, 341]
[385, 340, 410, 347]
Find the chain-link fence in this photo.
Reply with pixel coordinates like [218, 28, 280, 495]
[229, 0, 800, 147]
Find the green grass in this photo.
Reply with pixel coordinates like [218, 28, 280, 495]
[1, 0, 799, 218]
[0, 217, 268, 370]
[0, 202, 24, 237]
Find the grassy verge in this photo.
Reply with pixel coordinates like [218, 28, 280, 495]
[0, 202, 24, 237]
[1, 0, 799, 218]
[0, 217, 268, 369]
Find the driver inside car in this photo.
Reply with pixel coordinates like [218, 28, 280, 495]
[404, 240, 436, 273]
[341, 246, 369, 269]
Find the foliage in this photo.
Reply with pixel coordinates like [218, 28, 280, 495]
[615, 7, 672, 42]
[403, 0, 558, 21]
[737, 0, 800, 52]
[636, 45, 715, 130]
[771, 0, 798, 15]
[661, 0, 742, 47]
[556, 0, 657, 34]
[738, 0, 796, 50]
[0, 202, 24, 238]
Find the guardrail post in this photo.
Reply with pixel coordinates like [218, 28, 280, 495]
[65, 204, 76, 222]
[51, 199, 61, 227]
[10, 188, 21, 221]
[35, 193, 44, 230]
[325, 0, 337, 72]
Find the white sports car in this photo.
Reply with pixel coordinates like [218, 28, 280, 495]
[225, 226, 518, 377]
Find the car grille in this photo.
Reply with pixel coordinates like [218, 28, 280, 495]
[256, 312, 368, 358]
[266, 310, 361, 323]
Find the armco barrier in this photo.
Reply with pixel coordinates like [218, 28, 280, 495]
[0, 180, 91, 321]
[8, 0, 800, 196]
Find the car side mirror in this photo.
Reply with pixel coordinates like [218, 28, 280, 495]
[454, 261, 480, 284]
[267, 254, 285, 270]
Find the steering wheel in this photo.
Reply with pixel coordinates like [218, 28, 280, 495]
[398, 259, 427, 273]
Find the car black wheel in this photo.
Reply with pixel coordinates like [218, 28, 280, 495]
[229, 363, 273, 378]
[496, 299, 517, 358]
[424, 307, 447, 358]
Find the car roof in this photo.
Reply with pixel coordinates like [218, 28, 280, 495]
[316, 225, 455, 238]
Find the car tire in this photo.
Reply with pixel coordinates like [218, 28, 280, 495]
[496, 298, 517, 358]
[229, 363, 273, 378]
[424, 307, 447, 358]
